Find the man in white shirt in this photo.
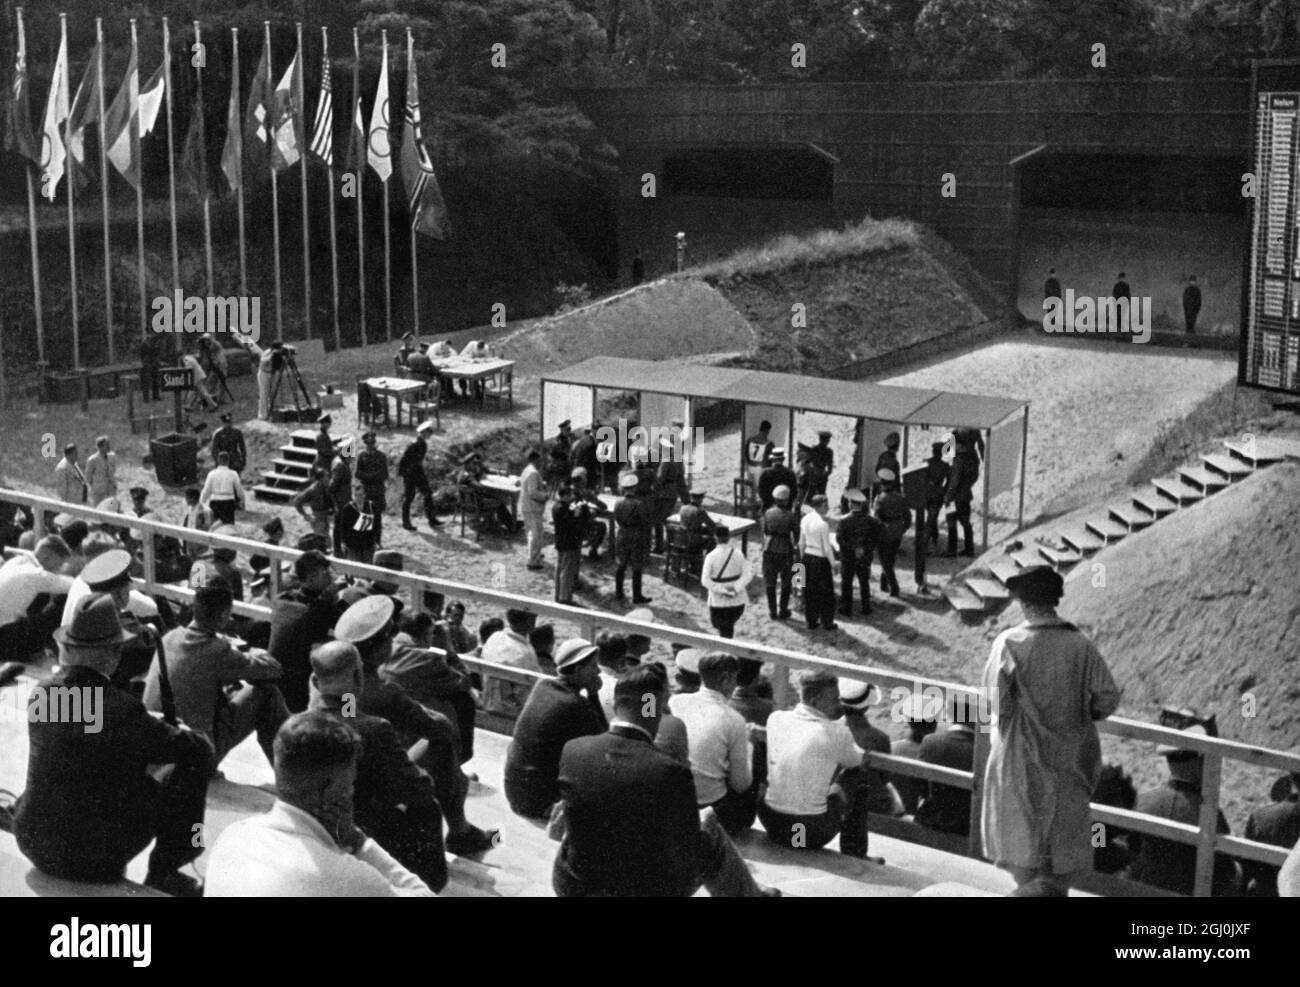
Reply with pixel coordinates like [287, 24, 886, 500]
[200, 451, 246, 524]
[798, 493, 838, 631]
[52, 443, 88, 505]
[206, 710, 434, 896]
[519, 449, 549, 569]
[0, 536, 74, 662]
[84, 436, 119, 506]
[428, 338, 456, 358]
[255, 341, 276, 420]
[182, 346, 218, 412]
[700, 525, 751, 639]
[671, 652, 755, 834]
[480, 607, 541, 716]
[759, 668, 871, 858]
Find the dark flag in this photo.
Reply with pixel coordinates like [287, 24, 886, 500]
[181, 90, 208, 197]
[399, 41, 449, 238]
[4, 12, 39, 162]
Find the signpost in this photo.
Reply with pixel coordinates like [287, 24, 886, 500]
[159, 366, 194, 433]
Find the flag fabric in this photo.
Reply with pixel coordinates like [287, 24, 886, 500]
[243, 40, 270, 146]
[138, 63, 164, 137]
[38, 32, 70, 200]
[367, 45, 391, 183]
[344, 91, 364, 174]
[220, 46, 242, 191]
[400, 44, 449, 239]
[66, 42, 100, 187]
[181, 90, 208, 197]
[309, 49, 333, 165]
[4, 16, 39, 163]
[104, 47, 140, 189]
[270, 44, 302, 171]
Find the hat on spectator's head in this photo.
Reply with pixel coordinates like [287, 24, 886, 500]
[208, 524, 237, 560]
[900, 692, 937, 723]
[54, 592, 135, 649]
[674, 648, 703, 677]
[688, 489, 705, 500]
[876, 468, 897, 484]
[555, 637, 599, 671]
[570, 466, 588, 479]
[294, 547, 331, 579]
[618, 472, 639, 491]
[773, 484, 792, 503]
[1004, 564, 1063, 603]
[770, 447, 786, 459]
[53, 512, 72, 529]
[95, 497, 122, 515]
[334, 594, 396, 645]
[838, 677, 880, 710]
[373, 550, 404, 572]
[817, 430, 832, 439]
[401, 332, 414, 343]
[262, 517, 285, 536]
[558, 420, 571, 430]
[843, 488, 867, 505]
[81, 549, 132, 592]
[129, 486, 149, 499]
[625, 607, 654, 629]
[931, 441, 946, 456]
[417, 419, 436, 435]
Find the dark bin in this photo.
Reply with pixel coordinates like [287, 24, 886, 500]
[150, 433, 199, 487]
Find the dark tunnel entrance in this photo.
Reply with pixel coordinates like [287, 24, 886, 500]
[664, 146, 835, 200]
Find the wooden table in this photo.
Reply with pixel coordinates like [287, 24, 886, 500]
[432, 357, 515, 407]
[669, 509, 757, 554]
[363, 376, 428, 428]
[476, 473, 521, 524]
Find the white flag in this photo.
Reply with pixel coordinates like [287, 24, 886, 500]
[39, 33, 69, 200]
[367, 43, 391, 183]
[138, 63, 164, 136]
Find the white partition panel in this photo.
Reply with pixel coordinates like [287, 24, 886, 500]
[542, 382, 594, 440]
[987, 413, 1023, 498]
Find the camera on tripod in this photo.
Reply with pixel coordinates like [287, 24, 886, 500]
[268, 343, 319, 423]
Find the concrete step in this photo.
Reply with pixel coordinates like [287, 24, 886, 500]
[964, 576, 1011, 603]
[1223, 437, 1289, 467]
[1108, 503, 1155, 530]
[1036, 544, 1083, 568]
[942, 583, 986, 614]
[1131, 485, 1177, 518]
[1178, 465, 1229, 494]
[1059, 527, 1105, 554]
[987, 557, 1022, 584]
[1085, 517, 1129, 542]
[1152, 476, 1205, 506]
[1201, 452, 1253, 480]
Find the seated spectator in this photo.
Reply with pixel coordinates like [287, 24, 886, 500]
[760, 668, 870, 857]
[383, 611, 478, 763]
[310, 642, 451, 891]
[62, 534, 160, 624]
[206, 711, 434, 896]
[624, 607, 655, 662]
[890, 693, 937, 816]
[144, 582, 287, 772]
[1279, 833, 1300, 897]
[730, 658, 775, 822]
[188, 526, 245, 601]
[58, 520, 90, 575]
[504, 638, 607, 820]
[61, 548, 163, 687]
[8, 593, 212, 897]
[480, 607, 540, 717]
[595, 630, 633, 721]
[1128, 722, 1242, 896]
[914, 692, 978, 837]
[643, 660, 690, 766]
[1092, 763, 1137, 875]
[553, 665, 779, 898]
[673, 647, 703, 695]
[333, 595, 498, 856]
[839, 678, 902, 824]
[529, 622, 557, 675]
[444, 601, 476, 653]
[248, 516, 285, 576]
[267, 549, 345, 712]
[179, 487, 213, 559]
[671, 652, 755, 835]
[1242, 773, 1300, 896]
[0, 535, 73, 664]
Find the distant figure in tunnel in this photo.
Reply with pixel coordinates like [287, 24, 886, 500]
[1111, 272, 1131, 334]
[1043, 268, 1061, 301]
[631, 251, 645, 286]
[1183, 275, 1201, 336]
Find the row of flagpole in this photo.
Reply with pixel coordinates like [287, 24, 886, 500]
[5, 9, 450, 376]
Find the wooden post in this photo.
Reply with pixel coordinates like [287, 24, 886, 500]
[1017, 407, 1028, 532]
[140, 521, 157, 585]
[968, 712, 990, 857]
[1192, 752, 1223, 897]
[981, 427, 991, 552]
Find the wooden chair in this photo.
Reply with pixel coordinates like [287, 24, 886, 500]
[663, 521, 704, 584]
[408, 380, 441, 431]
[733, 476, 762, 520]
[457, 483, 499, 542]
[356, 378, 390, 428]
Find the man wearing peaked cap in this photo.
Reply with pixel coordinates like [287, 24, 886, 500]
[13, 592, 213, 897]
[613, 472, 654, 604]
[757, 447, 798, 511]
[397, 419, 444, 531]
[871, 467, 910, 599]
[210, 410, 247, 474]
[836, 487, 880, 619]
[761, 483, 798, 620]
[505, 637, 607, 820]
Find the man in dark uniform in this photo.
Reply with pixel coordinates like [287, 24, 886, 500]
[405, 342, 435, 385]
[873, 469, 910, 598]
[569, 425, 599, 487]
[397, 420, 443, 531]
[313, 414, 335, 471]
[921, 441, 950, 550]
[805, 430, 835, 499]
[757, 448, 798, 510]
[569, 467, 609, 560]
[1044, 268, 1061, 301]
[393, 331, 415, 373]
[354, 430, 390, 548]
[327, 442, 355, 557]
[945, 432, 980, 558]
[267, 550, 346, 712]
[744, 420, 774, 472]
[761, 484, 797, 620]
[1183, 275, 1202, 336]
[836, 488, 880, 618]
[11, 594, 212, 896]
[679, 489, 715, 552]
[875, 432, 901, 490]
[1242, 774, 1300, 896]
[613, 472, 653, 604]
[504, 637, 607, 819]
[547, 419, 574, 487]
[650, 436, 689, 554]
[209, 412, 247, 474]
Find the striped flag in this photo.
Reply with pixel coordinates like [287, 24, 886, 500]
[366, 39, 391, 183]
[38, 32, 69, 200]
[4, 12, 39, 163]
[309, 48, 333, 165]
[103, 46, 140, 188]
[269, 43, 302, 171]
[399, 42, 449, 238]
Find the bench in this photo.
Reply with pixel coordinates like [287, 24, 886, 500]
[43, 362, 143, 404]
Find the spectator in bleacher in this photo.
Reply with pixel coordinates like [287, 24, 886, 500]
[915, 691, 978, 837]
[0, 536, 73, 665]
[529, 622, 557, 675]
[85, 436, 119, 506]
[839, 678, 902, 823]
[673, 646, 703, 695]
[248, 516, 284, 577]
[481, 607, 541, 717]
[334, 595, 498, 856]
[644, 659, 690, 766]
[200, 452, 245, 525]
[57, 520, 90, 575]
[891, 694, 938, 816]
[62, 537, 160, 625]
[442, 600, 476, 654]
[759, 668, 871, 857]
[1279, 835, 1300, 897]
[624, 608, 655, 662]
[980, 564, 1121, 893]
[53, 443, 88, 505]
[1092, 763, 1137, 875]
[309, 642, 452, 891]
[701, 526, 751, 639]
[672, 652, 755, 835]
[504, 638, 607, 820]
[384, 611, 478, 764]
[206, 711, 434, 896]
[475, 616, 504, 656]
[1241, 774, 1300, 896]
[1128, 723, 1242, 897]
[60, 548, 165, 688]
[145, 582, 287, 773]
[553, 665, 780, 897]
[595, 630, 633, 721]
[179, 487, 213, 558]
[268, 550, 346, 712]
[189, 526, 245, 601]
[730, 659, 774, 820]
[10, 593, 212, 897]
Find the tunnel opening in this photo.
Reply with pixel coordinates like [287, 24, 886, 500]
[664, 146, 835, 201]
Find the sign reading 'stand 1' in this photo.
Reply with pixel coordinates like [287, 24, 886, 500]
[1243, 61, 1300, 395]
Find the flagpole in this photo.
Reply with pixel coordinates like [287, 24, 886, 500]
[95, 18, 113, 363]
[60, 13, 80, 370]
[266, 20, 283, 340]
[352, 26, 365, 347]
[231, 27, 246, 296]
[131, 19, 146, 347]
[381, 29, 391, 342]
[195, 21, 213, 297]
[406, 28, 419, 337]
[162, 17, 180, 356]
[16, 6, 45, 372]
[297, 20, 311, 339]
[322, 26, 339, 351]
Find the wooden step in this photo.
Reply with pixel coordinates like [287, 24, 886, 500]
[1223, 437, 1288, 467]
[258, 470, 311, 488]
[1085, 517, 1128, 542]
[1152, 476, 1204, 506]
[252, 484, 295, 502]
[1178, 465, 1228, 493]
[988, 557, 1022, 584]
[964, 577, 1011, 603]
[1131, 485, 1177, 518]
[278, 444, 318, 460]
[1108, 504, 1154, 530]
[1201, 452, 1253, 480]
[1059, 527, 1105, 554]
[1010, 548, 1044, 569]
[272, 457, 314, 474]
[1036, 544, 1082, 568]
[942, 583, 986, 614]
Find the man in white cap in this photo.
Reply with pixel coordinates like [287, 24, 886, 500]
[839, 678, 898, 854]
[504, 637, 607, 819]
[613, 471, 654, 604]
[798, 494, 838, 630]
[397, 419, 444, 531]
[835, 488, 879, 618]
[872, 468, 909, 598]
